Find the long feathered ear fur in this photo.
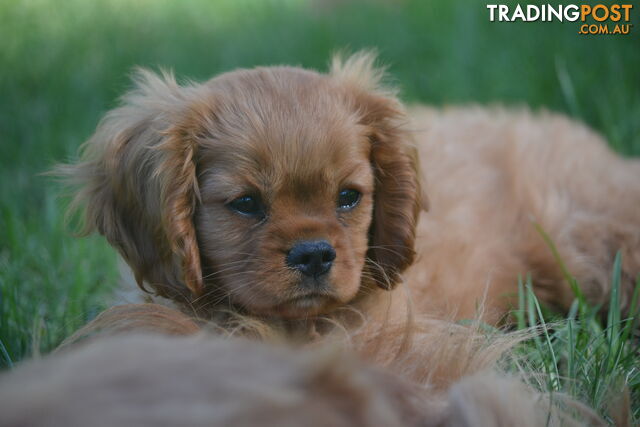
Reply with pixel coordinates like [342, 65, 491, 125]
[331, 51, 422, 290]
[58, 69, 204, 298]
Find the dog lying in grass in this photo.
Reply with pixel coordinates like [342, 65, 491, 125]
[61, 51, 640, 328]
[46, 52, 638, 424]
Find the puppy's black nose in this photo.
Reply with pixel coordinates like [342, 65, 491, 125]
[286, 240, 336, 278]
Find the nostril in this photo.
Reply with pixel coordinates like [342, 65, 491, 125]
[286, 240, 336, 277]
[321, 248, 336, 263]
[300, 254, 312, 265]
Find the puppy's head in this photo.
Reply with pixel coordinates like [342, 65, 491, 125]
[66, 52, 420, 318]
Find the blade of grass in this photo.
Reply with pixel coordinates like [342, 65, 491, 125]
[517, 275, 526, 330]
[526, 281, 560, 391]
[533, 222, 586, 307]
[0, 338, 13, 369]
[619, 275, 640, 346]
[606, 252, 623, 372]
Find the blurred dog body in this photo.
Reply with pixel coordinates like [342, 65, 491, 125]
[2, 334, 434, 427]
[1, 330, 602, 427]
[404, 105, 640, 322]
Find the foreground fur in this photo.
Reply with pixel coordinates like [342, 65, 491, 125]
[54, 303, 528, 390]
[0, 330, 603, 427]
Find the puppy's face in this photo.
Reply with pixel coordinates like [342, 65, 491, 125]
[194, 73, 375, 316]
[70, 54, 420, 319]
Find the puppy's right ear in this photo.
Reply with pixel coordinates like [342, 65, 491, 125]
[58, 69, 206, 299]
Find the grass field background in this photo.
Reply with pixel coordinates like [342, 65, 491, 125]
[1, 0, 639, 422]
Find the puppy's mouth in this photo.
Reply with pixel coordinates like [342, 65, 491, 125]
[272, 292, 337, 318]
[288, 293, 331, 307]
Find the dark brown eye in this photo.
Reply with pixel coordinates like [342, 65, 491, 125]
[228, 195, 263, 217]
[337, 189, 361, 210]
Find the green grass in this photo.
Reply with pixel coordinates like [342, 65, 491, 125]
[0, 0, 638, 422]
[510, 257, 640, 424]
[503, 224, 640, 423]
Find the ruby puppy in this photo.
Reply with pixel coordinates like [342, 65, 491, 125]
[63, 52, 640, 323]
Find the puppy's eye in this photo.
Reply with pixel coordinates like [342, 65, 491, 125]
[228, 195, 263, 217]
[337, 189, 361, 210]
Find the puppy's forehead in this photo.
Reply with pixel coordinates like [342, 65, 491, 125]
[197, 67, 371, 190]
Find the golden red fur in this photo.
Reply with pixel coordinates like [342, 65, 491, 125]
[61, 52, 640, 326]
[0, 327, 605, 426]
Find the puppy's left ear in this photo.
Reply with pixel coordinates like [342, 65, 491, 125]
[363, 97, 421, 290]
[331, 52, 422, 290]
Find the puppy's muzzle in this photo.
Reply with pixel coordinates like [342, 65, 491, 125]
[286, 240, 336, 278]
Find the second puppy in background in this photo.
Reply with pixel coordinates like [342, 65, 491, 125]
[62, 52, 640, 327]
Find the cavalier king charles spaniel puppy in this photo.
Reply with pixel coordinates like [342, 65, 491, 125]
[62, 52, 640, 326]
